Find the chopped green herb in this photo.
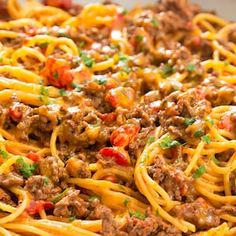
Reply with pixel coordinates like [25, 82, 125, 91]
[44, 177, 49, 185]
[206, 117, 214, 126]
[186, 63, 196, 72]
[39, 42, 49, 48]
[193, 165, 206, 179]
[123, 198, 130, 207]
[194, 129, 204, 138]
[59, 88, 67, 96]
[202, 135, 211, 144]
[110, 44, 119, 50]
[224, 61, 230, 66]
[184, 118, 196, 126]
[135, 35, 144, 43]
[68, 216, 76, 222]
[71, 82, 81, 92]
[151, 19, 159, 27]
[52, 188, 69, 204]
[80, 52, 94, 68]
[119, 53, 128, 62]
[16, 157, 38, 178]
[211, 156, 219, 165]
[40, 86, 49, 96]
[147, 136, 155, 144]
[0, 58, 3, 63]
[94, 77, 107, 85]
[0, 149, 8, 159]
[122, 8, 128, 15]
[53, 72, 59, 80]
[129, 211, 146, 220]
[123, 65, 131, 74]
[88, 195, 101, 202]
[159, 136, 181, 149]
[160, 64, 175, 78]
[104, 55, 109, 60]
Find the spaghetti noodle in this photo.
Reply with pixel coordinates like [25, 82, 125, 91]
[0, 0, 235, 235]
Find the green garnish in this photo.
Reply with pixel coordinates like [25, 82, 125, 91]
[184, 118, 196, 126]
[44, 177, 49, 185]
[193, 165, 206, 179]
[123, 198, 130, 207]
[40, 86, 49, 96]
[0, 149, 8, 159]
[155, 209, 160, 216]
[59, 88, 67, 96]
[202, 135, 211, 144]
[88, 195, 101, 202]
[0, 58, 3, 63]
[71, 82, 81, 92]
[118, 53, 128, 62]
[160, 64, 175, 78]
[16, 157, 38, 178]
[53, 72, 59, 80]
[136, 35, 144, 43]
[80, 52, 94, 68]
[122, 8, 128, 15]
[151, 19, 159, 27]
[206, 117, 214, 126]
[147, 136, 155, 144]
[159, 136, 181, 149]
[39, 42, 49, 48]
[186, 63, 196, 72]
[194, 129, 204, 138]
[211, 156, 219, 165]
[224, 61, 230, 66]
[129, 211, 146, 220]
[52, 188, 69, 204]
[68, 216, 76, 222]
[94, 77, 107, 85]
[123, 65, 131, 74]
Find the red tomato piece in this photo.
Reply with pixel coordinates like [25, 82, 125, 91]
[43, 0, 72, 10]
[218, 115, 233, 131]
[105, 87, 135, 108]
[41, 57, 74, 89]
[26, 153, 42, 163]
[99, 147, 129, 166]
[110, 124, 140, 147]
[9, 104, 22, 121]
[99, 112, 116, 123]
[26, 201, 54, 215]
[102, 174, 118, 183]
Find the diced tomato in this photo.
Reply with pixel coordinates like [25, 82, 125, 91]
[99, 112, 116, 123]
[26, 152, 42, 163]
[9, 104, 22, 121]
[43, 0, 72, 10]
[26, 200, 54, 215]
[110, 124, 140, 147]
[99, 147, 129, 166]
[105, 87, 135, 108]
[193, 36, 201, 48]
[112, 13, 125, 30]
[218, 114, 233, 131]
[41, 57, 74, 89]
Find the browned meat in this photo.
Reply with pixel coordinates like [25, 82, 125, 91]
[172, 198, 220, 230]
[0, 187, 15, 206]
[148, 157, 197, 202]
[39, 156, 68, 187]
[0, 172, 24, 188]
[216, 205, 236, 216]
[123, 210, 181, 236]
[25, 175, 60, 200]
[53, 190, 89, 218]
[0, 0, 9, 20]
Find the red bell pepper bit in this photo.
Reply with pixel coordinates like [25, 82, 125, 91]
[99, 147, 129, 166]
[26, 152, 42, 163]
[9, 104, 23, 121]
[218, 114, 233, 131]
[99, 112, 117, 123]
[110, 124, 140, 147]
[26, 200, 54, 215]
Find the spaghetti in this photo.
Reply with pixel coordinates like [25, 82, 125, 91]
[0, 0, 235, 235]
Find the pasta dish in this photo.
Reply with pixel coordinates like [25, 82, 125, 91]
[0, 0, 235, 235]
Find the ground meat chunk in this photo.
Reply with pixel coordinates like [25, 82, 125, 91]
[148, 157, 197, 202]
[123, 210, 181, 236]
[39, 156, 68, 187]
[0, 187, 15, 206]
[172, 198, 220, 230]
[0, 172, 24, 188]
[53, 190, 89, 218]
[25, 175, 60, 200]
